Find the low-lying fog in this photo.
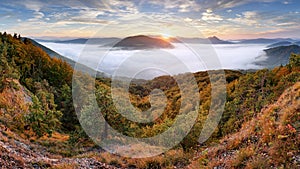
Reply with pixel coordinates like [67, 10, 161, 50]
[38, 42, 268, 79]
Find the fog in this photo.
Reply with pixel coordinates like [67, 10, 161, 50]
[39, 42, 268, 79]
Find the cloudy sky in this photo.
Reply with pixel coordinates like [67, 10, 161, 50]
[0, 0, 299, 39]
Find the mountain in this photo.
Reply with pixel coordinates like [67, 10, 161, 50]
[51, 36, 234, 45]
[267, 41, 293, 48]
[170, 36, 234, 44]
[33, 39, 58, 43]
[208, 36, 235, 44]
[295, 41, 300, 45]
[54, 37, 120, 45]
[240, 38, 279, 44]
[255, 45, 300, 67]
[55, 38, 88, 44]
[239, 38, 295, 44]
[28, 38, 76, 67]
[113, 35, 174, 50]
[1, 32, 299, 168]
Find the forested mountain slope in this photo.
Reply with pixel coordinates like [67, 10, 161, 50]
[0, 32, 299, 168]
[189, 82, 300, 168]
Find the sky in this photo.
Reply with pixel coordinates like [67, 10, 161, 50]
[0, 0, 300, 40]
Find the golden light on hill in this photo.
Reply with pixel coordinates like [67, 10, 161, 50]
[160, 33, 173, 41]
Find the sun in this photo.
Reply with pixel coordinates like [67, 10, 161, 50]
[160, 34, 173, 41]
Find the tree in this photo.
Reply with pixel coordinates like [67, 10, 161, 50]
[0, 43, 20, 91]
[288, 54, 300, 69]
[26, 80, 62, 137]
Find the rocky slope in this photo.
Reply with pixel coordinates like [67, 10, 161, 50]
[0, 79, 117, 168]
[0, 124, 119, 169]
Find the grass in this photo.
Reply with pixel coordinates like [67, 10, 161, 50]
[246, 154, 270, 169]
[50, 163, 79, 169]
[229, 147, 254, 168]
[83, 147, 193, 169]
[188, 82, 300, 169]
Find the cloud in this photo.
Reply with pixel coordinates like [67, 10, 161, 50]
[144, 0, 201, 13]
[212, 0, 277, 9]
[22, 0, 44, 11]
[1, 0, 299, 39]
[184, 17, 193, 22]
[39, 42, 265, 78]
[282, 0, 292, 5]
[145, 0, 277, 13]
[107, 0, 139, 14]
[276, 22, 297, 26]
[255, 26, 300, 38]
[243, 11, 257, 19]
[67, 18, 110, 24]
[272, 14, 300, 26]
[201, 9, 223, 23]
[28, 11, 44, 21]
[1, 0, 139, 21]
[228, 11, 259, 26]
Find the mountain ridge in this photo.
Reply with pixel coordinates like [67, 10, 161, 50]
[255, 45, 300, 68]
[113, 35, 174, 50]
[34, 36, 299, 45]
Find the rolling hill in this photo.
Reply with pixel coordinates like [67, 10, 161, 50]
[267, 41, 294, 48]
[239, 38, 295, 44]
[170, 36, 234, 44]
[54, 37, 120, 45]
[255, 45, 300, 67]
[113, 35, 174, 50]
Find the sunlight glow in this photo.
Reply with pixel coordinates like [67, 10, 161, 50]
[160, 34, 173, 41]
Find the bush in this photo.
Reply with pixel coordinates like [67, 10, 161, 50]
[145, 161, 161, 169]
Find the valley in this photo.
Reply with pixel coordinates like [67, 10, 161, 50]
[0, 32, 299, 168]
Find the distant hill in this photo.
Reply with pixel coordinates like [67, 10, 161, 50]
[208, 36, 235, 44]
[36, 37, 299, 45]
[255, 45, 300, 67]
[54, 37, 121, 45]
[55, 38, 88, 44]
[169, 36, 234, 44]
[267, 41, 293, 48]
[113, 35, 174, 50]
[239, 38, 294, 44]
[240, 38, 279, 44]
[33, 39, 58, 43]
[295, 41, 300, 45]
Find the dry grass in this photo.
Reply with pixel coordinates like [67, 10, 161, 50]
[94, 152, 123, 167]
[188, 82, 300, 169]
[88, 147, 192, 169]
[50, 163, 79, 169]
[40, 132, 69, 142]
[245, 154, 269, 169]
[229, 147, 254, 168]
